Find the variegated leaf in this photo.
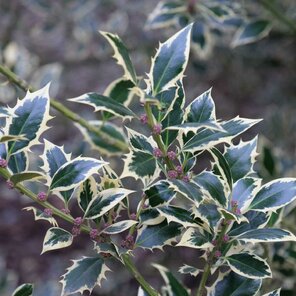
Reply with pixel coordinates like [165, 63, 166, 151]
[145, 180, 176, 207]
[100, 31, 137, 84]
[127, 128, 155, 153]
[193, 171, 227, 207]
[178, 264, 200, 277]
[42, 227, 73, 254]
[209, 272, 262, 296]
[7, 151, 28, 174]
[12, 283, 34, 296]
[153, 264, 190, 296]
[233, 228, 296, 244]
[61, 256, 110, 295]
[232, 20, 272, 47]
[262, 288, 281, 296]
[94, 242, 118, 258]
[177, 227, 213, 249]
[157, 205, 202, 228]
[84, 188, 133, 219]
[77, 177, 97, 212]
[139, 208, 166, 226]
[75, 121, 127, 156]
[10, 171, 45, 185]
[148, 24, 192, 95]
[68, 93, 135, 119]
[248, 178, 296, 212]
[23, 207, 58, 226]
[135, 221, 181, 250]
[102, 220, 138, 235]
[49, 157, 107, 192]
[169, 179, 203, 204]
[225, 253, 271, 279]
[5, 84, 51, 156]
[183, 117, 261, 153]
[219, 208, 247, 224]
[224, 137, 258, 182]
[0, 134, 27, 143]
[191, 21, 212, 59]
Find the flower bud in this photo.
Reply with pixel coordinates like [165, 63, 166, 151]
[175, 165, 183, 174]
[140, 114, 148, 124]
[0, 158, 8, 168]
[182, 175, 190, 183]
[90, 228, 99, 240]
[153, 148, 163, 158]
[37, 191, 47, 202]
[44, 208, 53, 217]
[214, 250, 222, 258]
[6, 180, 14, 189]
[223, 235, 229, 242]
[152, 124, 162, 135]
[72, 226, 81, 236]
[61, 208, 70, 215]
[168, 170, 178, 179]
[130, 213, 137, 220]
[167, 151, 177, 160]
[74, 217, 83, 226]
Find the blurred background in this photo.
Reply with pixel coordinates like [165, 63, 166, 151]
[0, 0, 295, 295]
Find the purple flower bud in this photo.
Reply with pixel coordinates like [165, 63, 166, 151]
[235, 208, 241, 215]
[72, 226, 81, 236]
[61, 208, 70, 215]
[74, 217, 83, 226]
[152, 124, 162, 135]
[223, 235, 229, 242]
[0, 158, 8, 168]
[140, 114, 148, 124]
[182, 175, 190, 183]
[214, 250, 222, 258]
[44, 208, 53, 217]
[175, 165, 183, 174]
[231, 200, 238, 207]
[222, 219, 231, 226]
[167, 151, 177, 160]
[168, 170, 178, 179]
[130, 213, 137, 220]
[37, 191, 47, 202]
[211, 239, 217, 246]
[6, 180, 14, 189]
[153, 148, 163, 158]
[90, 228, 99, 240]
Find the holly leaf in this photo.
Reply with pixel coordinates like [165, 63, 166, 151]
[12, 283, 34, 296]
[102, 220, 138, 235]
[177, 227, 213, 249]
[61, 256, 110, 295]
[10, 171, 45, 185]
[42, 227, 73, 254]
[23, 206, 58, 226]
[77, 177, 97, 212]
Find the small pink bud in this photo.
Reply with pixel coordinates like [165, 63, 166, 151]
[153, 148, 163, 158]
[140, 114, 148, 124]
[61, 208, 70, 215]
[182, 175, 190, 183]
[168, 170, 178, 179]
[152, 124, 162, 135]
[74, 217, 83, 226]
[130, 213, 137, 220]
[72, 226, 81, 236]
[6, 180, 14, 189]
[211, 239, 217, 246]
[235, 208, 241, 215]
[44, 208, 53, 217]
[90, 228, 99, 240]
[222, 219, 231, 226]
[223, 235, 229, 242]
[37, 191, 47, 202]
[0, 158, 8, 168]
[231, 200, 238, 207]
[214, 250, 222, 258]
[175, 165, 183, 174]
[167, 151, 177, 160]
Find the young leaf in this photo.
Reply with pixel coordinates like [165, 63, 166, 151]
[68, 93, 136, 119]
[49, 157, 107, 192]
[262, 288, 281, 296]
[193, 171, 227, 207]
[234, 228, 296, 244]
[84, 188, 133, 219]
[232, 20, 272, 47]
[101, 220, 138, 235]
[183, 117, 261, 153]
[23, 206, 58, 226]
[248, 178, 296, 212]
[100, 31, 137, 84]
[77, 177, 97, 212]
[178, 264, 200, 277]
[127, 128, 155, 153]
[148, 23, 192, 95]
[94, 242, 118, 258]
[135, 221, 181, 250]
[177, 228, 213, 249]
[145, 180, 176, 207]
[153, 264, 190, 296]
[209, 272, 262, 296]
[5, 84, 51, 156]
[12, 283, 34, 296]
[42, 227, 73, 254]
[225, 253, 272, 279]
[224, 137, 258, 182]
[61, 256, 110, 296]
[10, 171, 45, 185]
[75, 121, 127, 156]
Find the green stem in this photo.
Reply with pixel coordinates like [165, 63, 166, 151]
[122, 254, 159, 296]
[196, 262, 211, 296]
[144, 103, 175, 170]
[260, 0, 296, 34]
[0, 167, 158, 295]
[0, 64, 128, 153]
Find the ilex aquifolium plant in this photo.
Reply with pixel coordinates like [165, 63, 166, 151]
[0, 24, 295, 296]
